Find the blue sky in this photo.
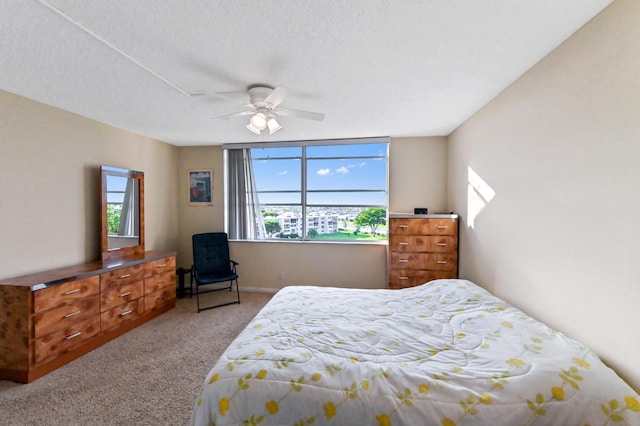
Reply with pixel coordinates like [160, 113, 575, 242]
[251, 143, 387, 206]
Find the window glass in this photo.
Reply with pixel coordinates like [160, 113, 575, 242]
[252, 146, 302, 159]
[252, 158, 301, 191]
[262, 206, 303, 239]
[257, 192, 301, 205]
[306, 143, 387, 158]
[230, 139, 388, 242]
[306, 191, 387, 206]
[307, 158, 387, 190]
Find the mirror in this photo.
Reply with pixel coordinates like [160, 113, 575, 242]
[101, 165, 145, 260]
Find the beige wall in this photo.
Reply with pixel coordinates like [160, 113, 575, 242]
[389, 136, 448, 215]
[176, 137, 448, 291]
[175, 146, 225, 268]
[0, 90, 178, 280]
[447, 0, 640, 390]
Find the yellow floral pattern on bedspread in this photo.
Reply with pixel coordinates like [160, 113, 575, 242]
[191, 279, 640, 425]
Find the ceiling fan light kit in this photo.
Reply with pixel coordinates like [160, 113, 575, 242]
[246, 122, 261, 135]
[213, 85, 325, 136]
[246, 109, 283, 135]
[267, 117, 283, 134]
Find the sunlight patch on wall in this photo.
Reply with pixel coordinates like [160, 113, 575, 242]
[467, 166, 496, 229]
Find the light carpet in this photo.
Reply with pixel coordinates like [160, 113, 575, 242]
[0, 291, 273, 426]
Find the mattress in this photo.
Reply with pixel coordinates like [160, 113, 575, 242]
[191, 279, 640, 425]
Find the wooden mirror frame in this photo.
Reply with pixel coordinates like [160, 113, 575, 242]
[100, 165, 145, 261]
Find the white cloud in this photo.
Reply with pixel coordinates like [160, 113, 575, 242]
[345, 162, 366, 169]
[278, 171, 288, 175]
[336, 166, 349, 174]
[316, 168, 332, 176]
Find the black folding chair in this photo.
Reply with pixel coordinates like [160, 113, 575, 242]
[190, 232, 240, 312]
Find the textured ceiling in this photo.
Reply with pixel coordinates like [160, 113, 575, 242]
[0, 0, 612, 146]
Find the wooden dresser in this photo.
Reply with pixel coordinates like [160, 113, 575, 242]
[388, 214, 458, 289]
[0, 251, 176, 383]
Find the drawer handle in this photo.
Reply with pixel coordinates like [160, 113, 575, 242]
[120, 292, 131, 298]
[64, 310, 81, 318]
[158, 280, 166, 284]
[437, 261, 447, 264]
[399, 242, 409, 245]
[65, 331, 82, 340]
[63, 289, 80, 295]
[156, 263, 167, 268]
[437, 243, 448, 246]
[119, 309, 133, 317]
[119, 273, 131, 279]
[398, 259, 409, 263]
[398, 225, 408, 228]
[399, 277, 409, 280]
[436, 225, 448, 229]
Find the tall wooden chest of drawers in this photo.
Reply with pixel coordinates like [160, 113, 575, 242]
[0, 251, 175, 383]
[388, 214, 458, 289]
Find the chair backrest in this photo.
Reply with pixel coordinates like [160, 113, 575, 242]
[192, 232, 232, 275]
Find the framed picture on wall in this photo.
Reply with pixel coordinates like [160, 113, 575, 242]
[188, 169, 213, 205]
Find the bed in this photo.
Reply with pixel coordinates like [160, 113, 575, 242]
[190, 279, 640, 425]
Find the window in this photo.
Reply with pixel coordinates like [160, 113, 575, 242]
[225, 138, 388, 241]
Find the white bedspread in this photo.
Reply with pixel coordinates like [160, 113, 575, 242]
[191, 279, 640, 425]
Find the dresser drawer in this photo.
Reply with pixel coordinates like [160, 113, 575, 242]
[101, 264, 145, 290]
[388, 270, 454, 289]
[33, 276, 99, 313]
[101, 299, 144, 331]
[144, 256, 176, 278]
[389, 252, 457, 272]
[144, 287, 175, 312]
[33, 295, 100, 338]
[144, 270, 176, 294]
[389, 235, 457, 253]
[390, 218, 457, 236]
[100, 280, 144, 312]
[34, 316, 101, 364]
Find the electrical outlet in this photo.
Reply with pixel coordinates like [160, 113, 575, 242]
[278, 271, 285, 281]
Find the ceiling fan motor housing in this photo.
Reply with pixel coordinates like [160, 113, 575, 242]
[247, 85, 274, 108]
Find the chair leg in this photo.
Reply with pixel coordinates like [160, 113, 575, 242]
[194, 279, 240, 312]
[195, 282, 202, 314]
[191, 272, 201, 313]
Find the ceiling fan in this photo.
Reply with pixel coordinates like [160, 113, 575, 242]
[212, 85, 325, 135]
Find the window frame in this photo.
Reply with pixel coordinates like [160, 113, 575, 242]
[224, 137, 389, 243]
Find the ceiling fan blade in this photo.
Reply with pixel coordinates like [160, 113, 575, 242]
[273, 107, 325, 121]
[212, 110, 254, 120]
[264, 85, 289, 108]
